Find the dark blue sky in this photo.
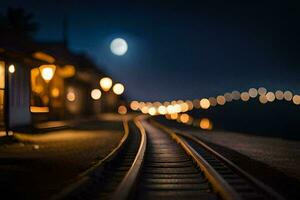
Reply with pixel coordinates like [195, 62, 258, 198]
[1, 1, 300, 101]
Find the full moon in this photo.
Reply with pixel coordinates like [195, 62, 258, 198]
[110, 38, 128, 56]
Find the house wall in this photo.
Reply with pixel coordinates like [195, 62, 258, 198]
[8, 62, 31, 127]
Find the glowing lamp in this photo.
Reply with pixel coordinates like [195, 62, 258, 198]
[8, 64, 15, 73]
[40, 64, 56, 82]
[91, 89, 102, 100]
[99, 77, 113, 92]
[113, 83, 125, 95]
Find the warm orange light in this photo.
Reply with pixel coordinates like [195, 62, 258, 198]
[240, 92, 250, 101]
[113, 83, 125, 95]
[275, 90, 284, 100]
[180, 114, 190, 123]
[259, 95, 268, 104]
[67, 89, 76, 102]
[180, 102, 189, 112]
[199, 118, 213, 130]
[292, 95, 300, 105]
[193, 99, 201, 109]
[130, 101, 139, 110]
[167, 105, 175, 114]
[266, 92, 275, 102]
[186, 100, 194, 110]
[158, 105, 167, 115]
[170, 113, 178, 120]
[283, 91, 293, 101]
[148, 107, 157, 116]
[59, 65, 75, 78]
[118, 105, 127, 115]
[248, 88, 258, 98]
[174, 104, 181, 113]
[208, 97, 217, 106]
[91, 89, 102, 100]
[200, 98, 210, 109]
[141, 106, 149, 114]
[258, 87, 267, 95]
[51, 88, 60, 98]
[30, 106, 49, 113]
[33, 51, 55, 63]
[100, 77, 113, 92]
[216, 95, 226, 105]
[39, 64, 56, 82]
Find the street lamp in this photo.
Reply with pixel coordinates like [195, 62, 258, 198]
[112, 83, 124, 95]
[99, 77, 112, 92]
[39, 64, 56, 82]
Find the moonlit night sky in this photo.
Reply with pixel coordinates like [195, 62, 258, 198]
[1, 1, 300, 101]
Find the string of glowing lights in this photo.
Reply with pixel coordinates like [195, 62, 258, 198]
[129, 87, 300, 116]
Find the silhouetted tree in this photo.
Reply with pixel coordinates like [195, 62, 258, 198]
[0, 7, 39, 40]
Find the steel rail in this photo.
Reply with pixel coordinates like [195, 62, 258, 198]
[151, 120, 242, 200]
[51, 119, 130, 200]
[173, 129, 285, 200]
[112, 116, 147, 200]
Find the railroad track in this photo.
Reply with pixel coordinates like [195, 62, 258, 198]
[52, 117, 284, 200]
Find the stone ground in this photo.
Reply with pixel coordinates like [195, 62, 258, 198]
[180, 129, 300, 181]
[173, 127, 300, 199]
[0, 119, 124, 199]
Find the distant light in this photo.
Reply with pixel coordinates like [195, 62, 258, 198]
[241, 92, 250, 101]
[185, 100, 194, 110]
[118, 105, 127, 115]
[200, 98, 210, 109]
[248, 88, 258, 98]
[193, 99, 201, 109]
[180, 102, 189, 112]
[100, 77, 113, 92]
[40, 64, 56, 81]
[283, 91, 293, 101]
[266, 92, 275, 102]
[167, 105, 175, 114]
[8, 64, 15, 73]
[259, 95, 268, 104]
[275, 90, 284, 100]
[231, 91, 241, 100]
[170, 113, 178, 120]
[180, 114, 190, 123]
[199, 118, 213, 130]
[224, 93, 232, 102]
[130, 101, 139, 110]
[60, 65, 75, 78]
[141, 106, 149, 114]
[216, 95, 226, 105]
[30, 106, 49, 113]
[67, 90, 76, 102]
[113, 83, 125, 95]
[91, 89, 102, 100]
[258, 87, 267, 95]
[32, 51, 55, 63]
[292, 95, 300, 105]
[208, 97, 217, 106]
[110, 38, 128, 56]
[51, 88, 60, 98]
[148, 107, 157, 116]
[158, 105, 167, 115]
[174, 104, 181, 113]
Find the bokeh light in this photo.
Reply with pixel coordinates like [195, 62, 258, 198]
[91, 89, 102, 100]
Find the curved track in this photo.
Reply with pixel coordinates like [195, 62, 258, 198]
[52, 117, 284, 200]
